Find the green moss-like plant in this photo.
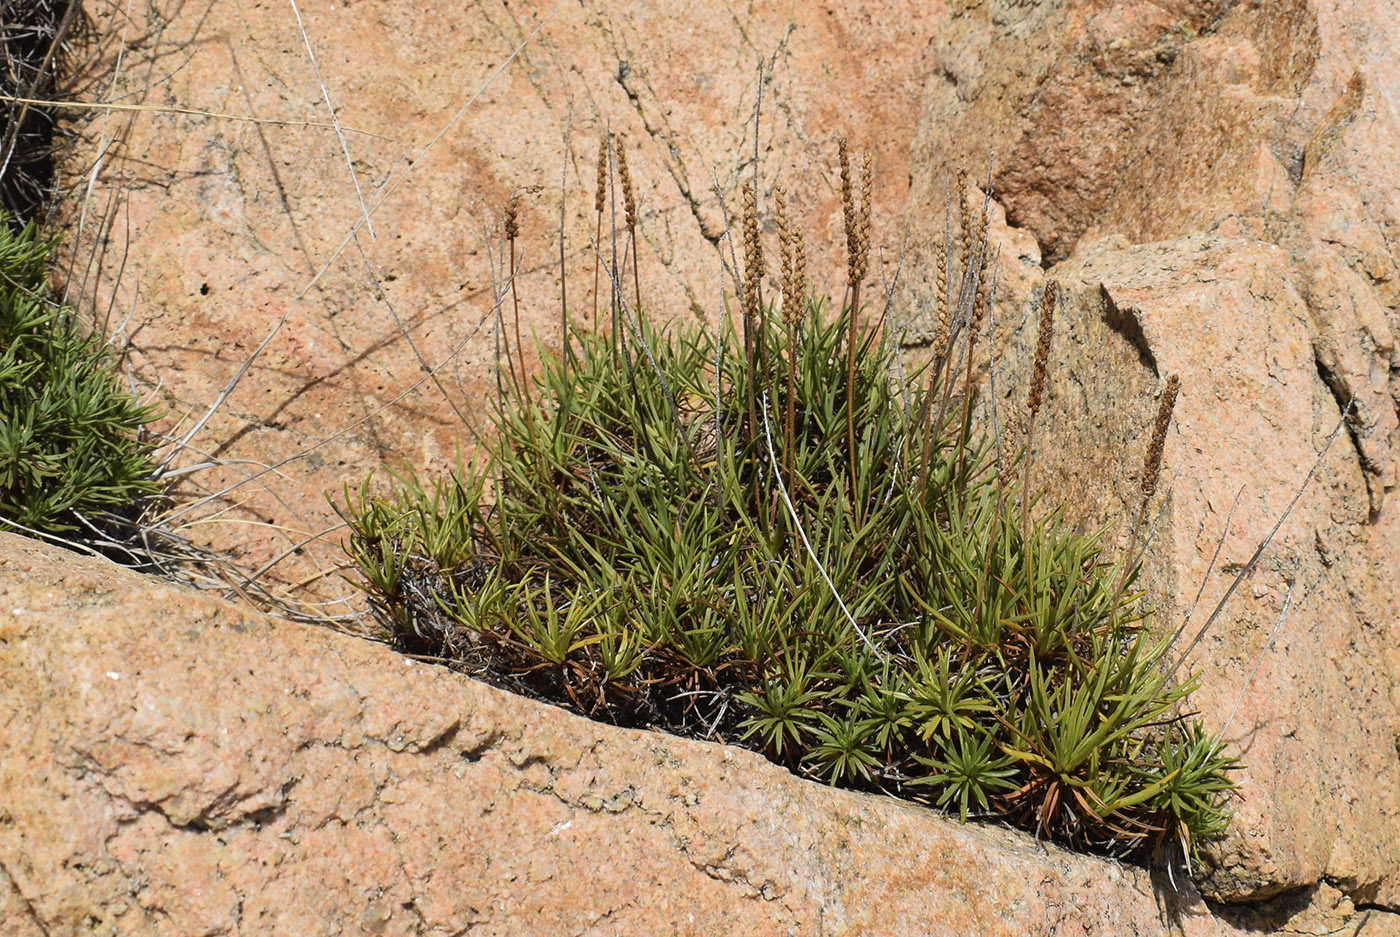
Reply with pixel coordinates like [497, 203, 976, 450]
[336, 143, 1237, 861]
[0, 214, 161, 536]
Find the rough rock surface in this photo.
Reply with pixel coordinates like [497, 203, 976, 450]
[45, 0, 1400, 924]
[56, 0, 937, 599]
[3, 531, 1393, 937]
[896, 0, 1400, 910]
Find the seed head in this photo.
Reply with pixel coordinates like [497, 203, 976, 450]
[854, 151, 873, 285]
[1142, 374, 1181, 498]
[839, 138, 857, 281]
[616, 137, 637, 231]
[504, 192, 520, 240]
[999, 406, 1020, 474]
[776, 185, 794, 324]
[741, 181, 764, 320]
[776, 186, 791, 275]
[594, 135, 608, 214]
[970, 244, 993, 344]
[792, 229, 808, 320]
[1027, 280, 1057, 417]
[933, 241, 949, 360]
[958, 169, 972, 284]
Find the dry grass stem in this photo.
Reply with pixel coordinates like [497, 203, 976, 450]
[793, 228, 807, 313]
[592, 134, 607, 329]
[838, 139, 874, 505]
[504, 192, 528, 405]
[957, 169, 972, 289]
[775, 184, 799, 478]
[857, 152, 873, 286]
[616, 136, 641, 313]
[999, 406, 1020, 480]
[741, 180, 763, 435]
[1023, 279, 1058, 546]
[1120, 374, 1183, 594]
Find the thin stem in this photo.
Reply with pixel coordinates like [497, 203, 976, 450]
[785, 319, 798, 484]
[592, 210, 603, 330]
[846, 288, 860, 515]
[508, 235, 530, 407]
[631, 227, 642, 317]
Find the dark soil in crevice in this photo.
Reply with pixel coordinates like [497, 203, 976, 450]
[1, 0, 83, 225]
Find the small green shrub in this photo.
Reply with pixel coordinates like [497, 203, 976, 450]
[0, 214, 161, 535]
[336, 142, 1237, 860]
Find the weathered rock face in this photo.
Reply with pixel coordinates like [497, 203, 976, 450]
[56, 0, 939, 598]
[47, 0, 1400, 923]
[897, 0, 1400, 911]
[1, 531, 1389, 937]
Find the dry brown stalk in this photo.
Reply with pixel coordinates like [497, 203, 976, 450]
[1120, 373, 1183, 596]
[933, 240, 950, 362]
[968, 244, 991, 363]
[616, 137, 641, 313]
[999, 407, 1020, 479]
[617, 139, 637, 231]
[504, 192, 520, 240]
[1027, 280, 1057, 418]
[839, 138, 856, 283]
[741, 180, 763, 437]
[775, 185, 792, 317]
[741, 181, 764, 321]
[594, 137, 608, 213]
[970, 189, 990, 343]
[957, 169, 972, 290]
[592, 135, 607, 329]
[839, 140, 874, 514]
[775, 185, 802, 480]
[504, 192, 528, 405]
[793, 228, 807, 315]
[962, 239, 995, 452]
[957, 206, 994, 479]
[1142, 374, 1181, 499]
[856, 152, 873, 286]
[1022, 279, 1058, 549]
[777, 188, 794, 424]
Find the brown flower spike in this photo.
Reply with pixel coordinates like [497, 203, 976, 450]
[616, 138, 637, 233]
[503, 192, 520, 240]
[591, 135, 608, 328]
[1027, 280, 1058, 417]
[1142, 374, 1182, 498]
[594, 136, 608, 214]
[741, 181, 764, 321]
[775, 185, 792, 317]
[933, 240, 949, 361]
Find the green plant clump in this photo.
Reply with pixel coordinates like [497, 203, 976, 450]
[337, 144, 1237, 860]
[0, 214, 161, 535]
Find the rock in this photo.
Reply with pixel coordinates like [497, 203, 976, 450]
[48, 0, 1400, 918]
[1003, 236, 1400, 904]
[907, 0, 1398, 512]
[55, 0, 938, 597]
[898, 0, 1400, 908]
[2, 531, 1387, 936]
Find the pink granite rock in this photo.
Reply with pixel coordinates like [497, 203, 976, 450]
[3, 532, 1391, 936]
[56, 0, 938, 600]
[47, 0, 1400, 919]
[899, 0, 1400, 909]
